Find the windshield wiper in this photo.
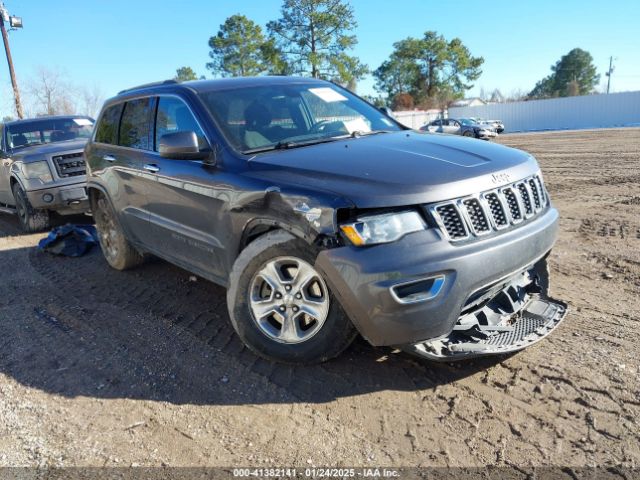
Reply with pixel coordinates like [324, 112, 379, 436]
[243, 137, 343, 155]
[348, 129, 390, 138]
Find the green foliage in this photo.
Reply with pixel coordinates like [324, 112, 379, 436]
[374, 31, 483, 107]
[529, 48, 600, 98]
[267, 0, 368, 86]
[361, 95, 386, 108]
[207, 14, 287, 77]
[174, 66, 199, 82]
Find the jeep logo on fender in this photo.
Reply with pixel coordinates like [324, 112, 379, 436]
[491, 172, 512, 185]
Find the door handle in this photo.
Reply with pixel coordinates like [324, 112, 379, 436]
[143, 164, 160, 173]
[103, 155, 116, 162]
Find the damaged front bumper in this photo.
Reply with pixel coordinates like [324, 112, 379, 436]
[402, 261, 567, 361]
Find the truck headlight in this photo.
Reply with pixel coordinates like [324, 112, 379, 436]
[340, 210, 425, 246]
[21, 161, 53, 183]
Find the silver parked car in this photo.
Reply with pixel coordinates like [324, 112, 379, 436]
[471, 117, 505, 134]
[420, 118, 497, 140]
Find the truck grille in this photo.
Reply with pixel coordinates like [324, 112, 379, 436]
[428, 174, 548, 241]
[52, 152, 86, 178]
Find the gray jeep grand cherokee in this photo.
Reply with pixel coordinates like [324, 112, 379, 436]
[0, 116, 93, 232]
[85, 77, 566, 364]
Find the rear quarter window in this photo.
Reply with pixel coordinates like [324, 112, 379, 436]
[95, 104, 123, 145]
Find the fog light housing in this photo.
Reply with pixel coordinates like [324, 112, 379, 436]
[390, 275, 446, 304]
[42, 193, 54, 203]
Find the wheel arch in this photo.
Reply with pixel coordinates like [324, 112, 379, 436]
[238, 218, 310, 255]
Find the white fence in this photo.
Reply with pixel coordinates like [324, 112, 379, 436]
[392, 110, 441, 129]
[448, 91, 640, 133]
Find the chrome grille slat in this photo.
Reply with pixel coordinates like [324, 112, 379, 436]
[431, 203, 468, 240]
[461, 198, 491, 235]
[429, 174, 549, 242]
[528, 178, 541, 210]
[517, 182, 533, 217]
[482, 192, 509, 229]
[502, 187, 523, 223]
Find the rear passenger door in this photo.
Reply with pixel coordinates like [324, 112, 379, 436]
[142, 95, 227, 281]
[87, 98, 155, 244]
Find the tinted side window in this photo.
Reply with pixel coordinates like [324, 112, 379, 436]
[119, 98, 152, 150]
[95, 103, 123, 145]
[154, 97, 206, 151]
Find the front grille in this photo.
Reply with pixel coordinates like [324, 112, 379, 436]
[52, 152, 86, 178]
[429, 174, 549, 242]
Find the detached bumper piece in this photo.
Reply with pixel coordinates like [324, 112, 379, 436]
[404, 262, 567, 361]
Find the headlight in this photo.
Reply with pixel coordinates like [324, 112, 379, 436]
[340, 210, 425, 246]
[21, 161, 53, 183]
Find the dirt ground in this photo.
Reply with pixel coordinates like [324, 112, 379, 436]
[0, 128, 638, 470]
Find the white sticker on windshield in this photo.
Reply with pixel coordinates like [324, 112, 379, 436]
[73, 118, 93, 126]
[343, 117, 371, 134]
[308, 87, 347, 103]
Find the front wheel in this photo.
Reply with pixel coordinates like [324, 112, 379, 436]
[463, 130, 474, 137]
[92, 193, 143, 270]
[12, 183, 50, 233]
[227, 230, 357, 364]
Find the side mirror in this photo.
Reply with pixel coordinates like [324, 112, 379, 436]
[379, 106, 395, 118]
[159, 131, 210, 161]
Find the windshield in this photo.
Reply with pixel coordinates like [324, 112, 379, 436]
[459, 118, 476, 126]
[6, 117, 94, 150]
[198, 83, 401, 153]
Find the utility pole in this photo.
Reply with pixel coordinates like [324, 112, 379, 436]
[0, 1, 24, 119]
[605, 56, 614, 94]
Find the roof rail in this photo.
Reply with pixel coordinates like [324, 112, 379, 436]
[118, 79, 179, 95]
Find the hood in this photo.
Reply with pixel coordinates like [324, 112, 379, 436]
[10, 139, 87, 162]
[246, 131, 540, 208]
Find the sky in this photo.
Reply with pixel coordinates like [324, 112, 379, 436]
[1, 0, 639, 118]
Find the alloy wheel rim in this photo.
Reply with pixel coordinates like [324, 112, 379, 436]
[249, 256, 330, 344]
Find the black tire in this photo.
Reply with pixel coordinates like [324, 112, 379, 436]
[227, 230, 357, 364]
[12, 182, 50, 233]
[463, 130, 474, 137]
[92, 192, 143, 270]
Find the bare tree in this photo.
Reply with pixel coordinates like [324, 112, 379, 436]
[26, 67, 77, 116]
[506, 88, 528, 102]
[79, 84, 104, 118]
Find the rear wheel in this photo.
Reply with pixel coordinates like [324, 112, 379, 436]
[12, 182, 50, 233]
[227, 230, 357, 364]
[92, 193, 143, 270]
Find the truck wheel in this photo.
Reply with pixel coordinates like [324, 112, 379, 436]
[227, 230, 357, 364]
[92, 193, 143, 270]
[12, 183, 50, 233]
